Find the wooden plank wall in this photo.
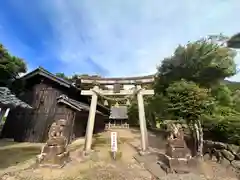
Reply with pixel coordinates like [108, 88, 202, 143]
[73, 111, 88, 139]
[53, 104, 76, 144]
[0, 85, 36, 141]
[1, 79, 75, 143]
[1, 77, 108, 143]
[72, 112, 106, 140]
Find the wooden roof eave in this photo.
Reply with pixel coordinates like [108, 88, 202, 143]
[57, 95, 105, 115]
[19, 67, 75, 89]
[57, 99, 83, 112]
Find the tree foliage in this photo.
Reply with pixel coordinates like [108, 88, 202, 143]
[227, 33, 240, 48]
[55, 72, 107, 89]
[55, 72, 70, 81]
[155, 39, 236, 92]
[127, 36, 240, 156]
[0, 44, 27, 87]
[164, 80, 214, 121]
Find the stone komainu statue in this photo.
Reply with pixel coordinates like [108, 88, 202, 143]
[47, 119, 68, 144]
[159, 122, 195, 174]
[167, 123, 183, 140]
[36, 119, 70, 167]
[165, 122, 191, 158]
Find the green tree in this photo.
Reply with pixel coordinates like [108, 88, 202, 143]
[55, 72, 70, 81]
[155, 38, 237, 92]
[127, 99, 139, 125]
[211, 84, 233, 106]
[227, 33, 240, 48]
[153, 37, 238, 156]
[0, 44, 27, 92]
[165, 80, 214, 156]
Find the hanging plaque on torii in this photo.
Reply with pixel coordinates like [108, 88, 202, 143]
[113, 83, 121, 93]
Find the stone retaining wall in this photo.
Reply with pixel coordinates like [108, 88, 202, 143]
[203, 140, 240, 170]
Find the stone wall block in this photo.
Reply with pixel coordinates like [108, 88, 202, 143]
[227, 144, 239, 155]
[221, 149, 235, 162]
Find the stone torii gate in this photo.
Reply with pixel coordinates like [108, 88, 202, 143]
[80, 75, 155, 155]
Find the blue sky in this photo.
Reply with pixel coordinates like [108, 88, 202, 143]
[0, 0, 240, 80]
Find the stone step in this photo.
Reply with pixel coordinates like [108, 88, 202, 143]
[134, 153, 166, 179]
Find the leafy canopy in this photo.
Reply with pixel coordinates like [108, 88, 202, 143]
[0, 44, 27, 87]
[227, 33, 240, 48]
[164, 79, 214, 122]
[155, 39, 237, 92]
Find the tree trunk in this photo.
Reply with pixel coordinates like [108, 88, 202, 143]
[195, 119, 203, 157]
[187, 122, 195, 156]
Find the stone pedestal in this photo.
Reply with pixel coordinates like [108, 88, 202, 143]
[36, 137, 70, 168]
[166, 138, 191, 158]
[36, 119, 70, 168]
[158, 124, 198, 174]
[158, 154, 199, 174]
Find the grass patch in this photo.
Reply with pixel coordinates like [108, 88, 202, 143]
[118, 137, 130, 144]
[91, 136, 132, 150]
[68, 143, 83, 152]
[68, 138, 85, 152]
[92, 138, 108, 149]
[0, 140, 43, 169]
[108, 151, 122, 160]
[0, 146, 40, 169]
[0, 140, 17, 147]
[0, 137, 86, 170]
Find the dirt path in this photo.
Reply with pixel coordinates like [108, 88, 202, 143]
[0, 128, 239, 180]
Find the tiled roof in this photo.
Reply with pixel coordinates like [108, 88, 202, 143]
[20, 67, 75, 88]
[57, 95, 104, 115]
[19, 67, 109, 113]
[0, 87, 32, 108]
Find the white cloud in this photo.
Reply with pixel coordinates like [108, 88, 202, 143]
[3, 0, 240, 79]
[45, 0, 240, 77]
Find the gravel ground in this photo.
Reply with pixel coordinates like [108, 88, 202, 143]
[80, 161, 152, 180]
[69, 162, 239, 180]
[1, 129, 239, 180]
[70, 159, 239, 180]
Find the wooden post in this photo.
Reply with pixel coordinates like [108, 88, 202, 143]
[0, 107, 8, 124]
[84, 86, 98, 153]
[137, 85, 148, 152]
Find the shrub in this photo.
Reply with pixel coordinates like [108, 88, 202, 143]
[202, 115, 240, 145]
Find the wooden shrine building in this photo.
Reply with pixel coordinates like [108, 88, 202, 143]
[0, 87, 32, 132]
[0, 67, 109, 143]
[106, 105, 129, 129]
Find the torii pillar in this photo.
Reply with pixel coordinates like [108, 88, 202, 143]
[137, 85, 149, 152]
[83, 86, 99, 154]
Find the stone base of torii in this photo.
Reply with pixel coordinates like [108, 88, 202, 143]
[81, 85, 154, 156]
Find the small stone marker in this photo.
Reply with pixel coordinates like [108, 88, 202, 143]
[111, 132, 118, 160]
